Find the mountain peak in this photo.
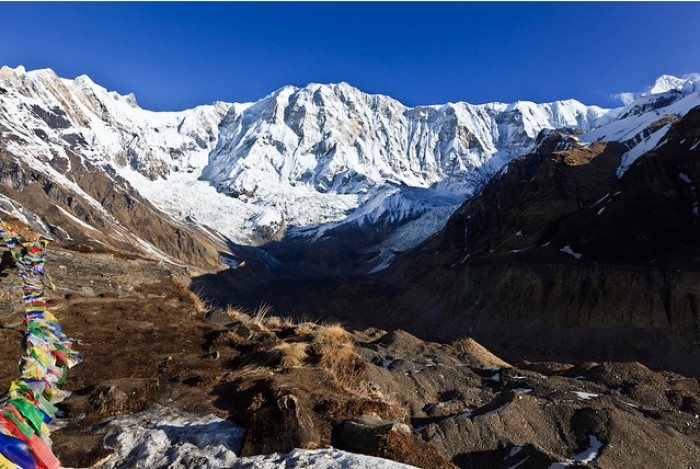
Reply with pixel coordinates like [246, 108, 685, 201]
[648, 73, 699, 95]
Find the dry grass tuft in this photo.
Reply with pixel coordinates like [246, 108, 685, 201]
[263, 315, 286, 331]
[189, 288, 211, 315]
[215, 330, 252, 348]
[236, 365, 275, 380]
[374, 391, 410, 421]
[313, 323, 351, 346]
[252, 303, 273, 324]
[171, 276, 210, 315]
[225, 306, 247, 321]
[317, 340, 366, 394]
[295, 321, 317, 337]
[271, 342, 309, 369]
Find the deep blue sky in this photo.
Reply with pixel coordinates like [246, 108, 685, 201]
[1, 2, 698, 111]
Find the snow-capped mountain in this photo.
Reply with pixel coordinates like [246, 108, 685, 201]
[581, 74, 700, 177]
[0, 65, 615, 271]
[1, 66, 698, 272]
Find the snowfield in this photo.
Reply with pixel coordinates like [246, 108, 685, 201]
[91, 405, 417, 469]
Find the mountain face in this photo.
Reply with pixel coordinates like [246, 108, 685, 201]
[0, 65, 616, 273]
[0, 66, 230, 268]
[3, 65, 700, 364]
[281, 99, 700, 376]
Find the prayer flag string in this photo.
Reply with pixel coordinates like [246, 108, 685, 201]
[0, 221, 83, 469]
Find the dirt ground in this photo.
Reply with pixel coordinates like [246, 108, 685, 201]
[1, 244, 699, 469]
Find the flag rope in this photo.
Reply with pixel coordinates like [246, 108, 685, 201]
[0, 222, 83, 469]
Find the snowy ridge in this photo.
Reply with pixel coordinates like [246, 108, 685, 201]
[581, 74, 700, 177]
[0, 66, 612, 255]
[2, 66, 699, 269]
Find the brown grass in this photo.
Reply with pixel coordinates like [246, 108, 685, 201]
[252, 303, 273, 324]
[316, 340, 366, 394]
[313, 323, 351, 346]
[270, 342, 309, 369]
[226, 306, 250, 322]
[214, 330, 252, 348]
[189, 288, 210, 315]
[170, 275, 210, 315]
[263, 315, 287, 331]
[235, 365, 275, 380]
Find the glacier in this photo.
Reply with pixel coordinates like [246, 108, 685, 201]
[1, 66, 698, 272]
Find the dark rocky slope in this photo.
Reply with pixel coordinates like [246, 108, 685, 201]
[375, 106, 700, 375]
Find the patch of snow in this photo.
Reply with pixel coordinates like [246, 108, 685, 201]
[597, 207, 606, 216]
[96, 405, 244, 469]
[573, 391, 599, 401]
[382, 358, 394, 370]
[220, 253, 243, 268]
[508, 446, 523, 458]
[449, 253, 470, 268]
[55, 205, 98, 232]
[415, 364, 436, 373]
[95, 406, 415, 469]
[679, 173, 692, 184]
[453, 401, 510, 421]
[507, 456, 530, 469]
[548, 435, 604, 468]
[368, 252, 396, 274]
[593, 193, 610, 206]
[233, 448, 418, 468]
[616, 123, 673, 178]
[482, 402, 511, 416]
[560, 245, 583, 260]
[514, 230, 523, 237]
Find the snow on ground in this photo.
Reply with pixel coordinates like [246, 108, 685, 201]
[573, 391, 599, 401]
[548, 435, 604, 468]
[95, 405, 244, 469]
[55, 205, 99, 232]
[231, 448, 418, 469]
[560, 245, 583, 260]
[615, 123, 673, 178]
[91, 405, 417, 469]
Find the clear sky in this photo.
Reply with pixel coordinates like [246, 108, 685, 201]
[1, 2, 698, 111]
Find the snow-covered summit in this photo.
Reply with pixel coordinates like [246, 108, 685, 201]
[2, 66, 698, 272]
[580, 73, 700, 177]
[648, 74, 700, 95]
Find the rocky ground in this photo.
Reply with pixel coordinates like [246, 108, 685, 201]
[0, 241, 699, 468]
